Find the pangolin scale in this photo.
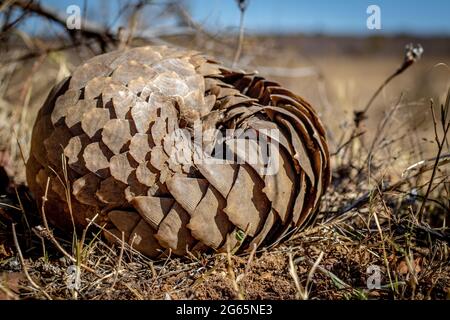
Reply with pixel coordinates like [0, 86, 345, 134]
[26, 46, 330, 257]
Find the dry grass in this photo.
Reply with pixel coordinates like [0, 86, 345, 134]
[0, 35, 449, 300]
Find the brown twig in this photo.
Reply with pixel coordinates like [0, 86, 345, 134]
[232, 0, 249, 67]
[244, 243, 257, 275]
[12, 223, 52, 300]
[331, 130, 366, 156]
[111, 231, 125, 290]
[11, 0, 117, 51]
[335, 44, 425, 187]
[2, 40, 96, 64]
[170, 2, 232, 47]
[226, 240, 244, 300]
[361, 93, 404, 175]
[337, 151, 450, 217]
[417, 95, 450, 221]
[0, 0, 31, 35]
[288, 252, 307, 299]
[354, 44, 423, 128]
[37, 177, 98, 275]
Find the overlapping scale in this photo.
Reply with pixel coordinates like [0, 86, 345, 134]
[27, 45, 331, 258]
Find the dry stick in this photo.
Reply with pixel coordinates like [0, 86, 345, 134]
[11, 223, 52, 300]
[244, 243, 257, 275]
[365, 93, 403, 172]
[9, 0, 219, 59]
[295, 256, 353, 291]
[14, 135, 27, 170]
[331, 131, 365, 157]
[172, 3, 232, 48]
[0, 9, 28, 34]
[337, 154, 450, 217]
[372, 204, 395, 293]
[444, 88, 450, 150]
[351, 45, 422, 162]
[87, 217, 153, 265]
[117, 1, 145, 50]
[417, 99, 450, 221]
[60, 155, 77, 234]
[49, 156, 82, 267]
[151, 250, 173, 290]
[123, 282, 144, 300]
[398, 188, 450, 213]
[0, 202, 20, 211]
[232, 0, 248, 67]
[33, 228, 97, 275]
[0, 0, 17, 13]
[111, 231, 125, 290]
[14, 187, 30, 233]
[38, 178, 97, 275]
[79, 213, 99, 255]
[289, 251, 327, 299]
[2, 41, 96, 64]
[404, 153, 450, 177]
[288, 252, 307, 300]
[11, 0, 116, 50]
[106, 1, 139, 33]
[0, 282, 18, 300]
[336, 44, 423, 158]
[0, 0, 30, 34]
[123, 1, 143, 48]
[359, 44, 422, 125]
[226, 241, 244, 300]
[305, 251, 324, 297]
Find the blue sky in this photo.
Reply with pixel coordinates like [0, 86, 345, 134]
[189, 0, 450, 35]
[12, 0, 450, 36]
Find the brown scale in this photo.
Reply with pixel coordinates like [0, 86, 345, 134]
[26, 45, 331, 258]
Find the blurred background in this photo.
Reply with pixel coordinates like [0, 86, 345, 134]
[0, 0, 449, 182]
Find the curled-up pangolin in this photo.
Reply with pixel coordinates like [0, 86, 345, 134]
[26, 46, 331, 257]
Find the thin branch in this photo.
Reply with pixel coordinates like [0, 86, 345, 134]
[331, 130, 366, 156]
[1, 39, 96, 64]
[361, 93, 403, 175]
[11, 0, 117, 50]
[36, 177, 98, 275]
[337, 152, 450, 216]
[12, 223, 52, 300]
[417, 99, 450, 221]
[232, 0, 248, 67]
[110, 231, 125, 290]
[354, 44, 423, 127]
[0, 0, 31, 34]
